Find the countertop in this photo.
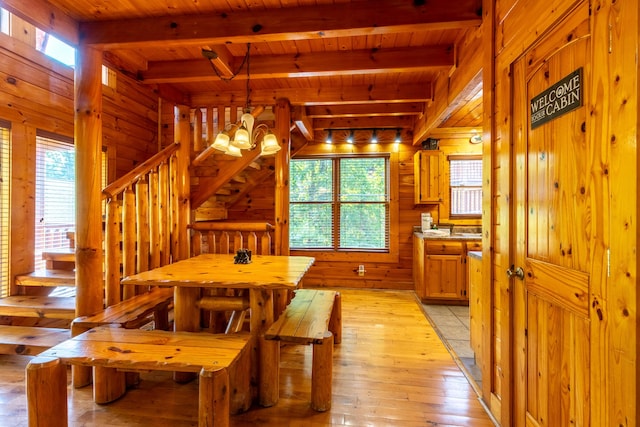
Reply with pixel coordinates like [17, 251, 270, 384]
[468, 250, 482, 260]
[413, 231, 482, 241]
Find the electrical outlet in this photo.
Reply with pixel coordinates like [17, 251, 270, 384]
[358, 264, 365, 277]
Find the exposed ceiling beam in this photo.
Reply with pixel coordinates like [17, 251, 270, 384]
[305, 103, 424, 118]
[78, 0, 482, 48]
[141, 46, 453, 83]
[200, 45, 236, 80]
[190, 83, 432, 107]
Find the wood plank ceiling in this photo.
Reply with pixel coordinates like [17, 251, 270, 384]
[5, 0, 483, 144]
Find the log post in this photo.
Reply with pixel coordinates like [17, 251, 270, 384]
[74, 44, 104, 317]
[199, 368, 230, 427]
[311, 332, 333, 412]
[274, 99, 292, 317]
[27, 356, 67, 427]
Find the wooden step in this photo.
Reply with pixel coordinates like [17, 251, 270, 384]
[0, 325, 70, 355]
[42, 248, 75, 270]
[0, 295, 76, 319]
[15, 269, 76, 287]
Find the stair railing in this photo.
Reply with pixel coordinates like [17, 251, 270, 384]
[102, 142, 181, 306]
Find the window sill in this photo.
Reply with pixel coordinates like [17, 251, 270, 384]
[290, 249, 399, 263]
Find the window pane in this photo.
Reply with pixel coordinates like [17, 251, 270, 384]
[340, 203, 387, 249]
[450, 158, 482, 216]
[290, 159, 333, 202]
[290, 203, 333, 248]
[340, 158, 387, 202]
[35, 136, 75, 271]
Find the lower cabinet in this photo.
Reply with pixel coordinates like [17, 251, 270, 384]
[424, 254, 464, 300]
[413, 237, 480, 304]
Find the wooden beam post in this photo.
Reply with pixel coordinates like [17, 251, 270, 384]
[74, 44, 104, 317]
[274, 98, 291, 256]
[274, 99, 292, 317]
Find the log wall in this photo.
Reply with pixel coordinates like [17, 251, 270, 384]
[0, 25, 160, 285]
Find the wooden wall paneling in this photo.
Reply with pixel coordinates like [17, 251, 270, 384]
[589, 0, 637, 425]
[9, 124, 36, 296]
[480, 0, 500, 410]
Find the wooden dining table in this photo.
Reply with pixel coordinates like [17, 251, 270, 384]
[120, 253, 315, 408]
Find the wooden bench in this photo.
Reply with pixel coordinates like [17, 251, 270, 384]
[71, 286, 174, 336]
[70, 286, 175, 393]
[0, 325, 70, 355]
[27, 326, 252, 427]
[260, 289, 342, 411]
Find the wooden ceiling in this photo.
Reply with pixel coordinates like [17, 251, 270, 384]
[5, 0, 483, 144]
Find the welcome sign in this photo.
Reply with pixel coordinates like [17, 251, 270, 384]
[530, 68, 583, 129]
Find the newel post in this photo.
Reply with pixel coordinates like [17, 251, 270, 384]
[74, 44, 104, 317]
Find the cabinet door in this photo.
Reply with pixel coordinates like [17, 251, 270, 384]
[414, 151, 443, 204]
[424, 254, 463, 299]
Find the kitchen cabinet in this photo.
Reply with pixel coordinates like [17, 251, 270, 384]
[413, 236, 482, 303]
[413, 150, 443, 204]
[423, 240, 465, 301]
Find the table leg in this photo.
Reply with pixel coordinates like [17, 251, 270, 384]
[249, 288, 274, 402]
[174, 286, 201, 383]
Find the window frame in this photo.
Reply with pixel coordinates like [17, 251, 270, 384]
[447, 154, 483, 220]
[290, 152, 399, 263]
[289, 153, 391, 253]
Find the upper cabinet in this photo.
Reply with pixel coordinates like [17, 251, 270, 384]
[413, 150, 443, 204]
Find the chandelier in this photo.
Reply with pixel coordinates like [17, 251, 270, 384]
[204, 43, 281, 157]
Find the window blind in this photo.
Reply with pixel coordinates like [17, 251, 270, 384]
[35, 134, 75, 271]
[290, 156, 389, 251]
[449, 158, 482, 216]
[0, 122, 10, 297]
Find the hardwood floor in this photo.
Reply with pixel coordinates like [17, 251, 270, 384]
[0, 289, 495, 426]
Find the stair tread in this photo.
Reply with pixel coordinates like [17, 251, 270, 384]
[0, 295, 76, 319]
[16, 269, 76, 287]
[42, 248, 75, 262]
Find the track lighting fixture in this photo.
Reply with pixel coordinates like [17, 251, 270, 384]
[394, 129, 402, 143]
[322, 128, 404, 144]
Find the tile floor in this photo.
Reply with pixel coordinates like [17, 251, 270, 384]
[421, 303, 482, 391]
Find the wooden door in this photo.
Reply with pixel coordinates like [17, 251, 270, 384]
[512, 5, 593, 426]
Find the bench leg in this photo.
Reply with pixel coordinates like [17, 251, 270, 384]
[258, 337, 279, 407]
[154, 304, 171, 331]
[70, 324, 93, 388]
[311, 332, 333, 412]
[229, 334, 253, 414]
[93, 366, 127, 404]
[26, 356, 68, 427]
[329, 292, 342, 345]
[199, 368, 230, 427]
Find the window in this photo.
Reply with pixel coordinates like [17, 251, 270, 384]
[34, 133, 76, 271]
[0, 122, 10, 297]
[0, 8, 9, 35]
[35, 28, 75, 67]
[449, 156, 482, 217]
[290, 156, 389, 251]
